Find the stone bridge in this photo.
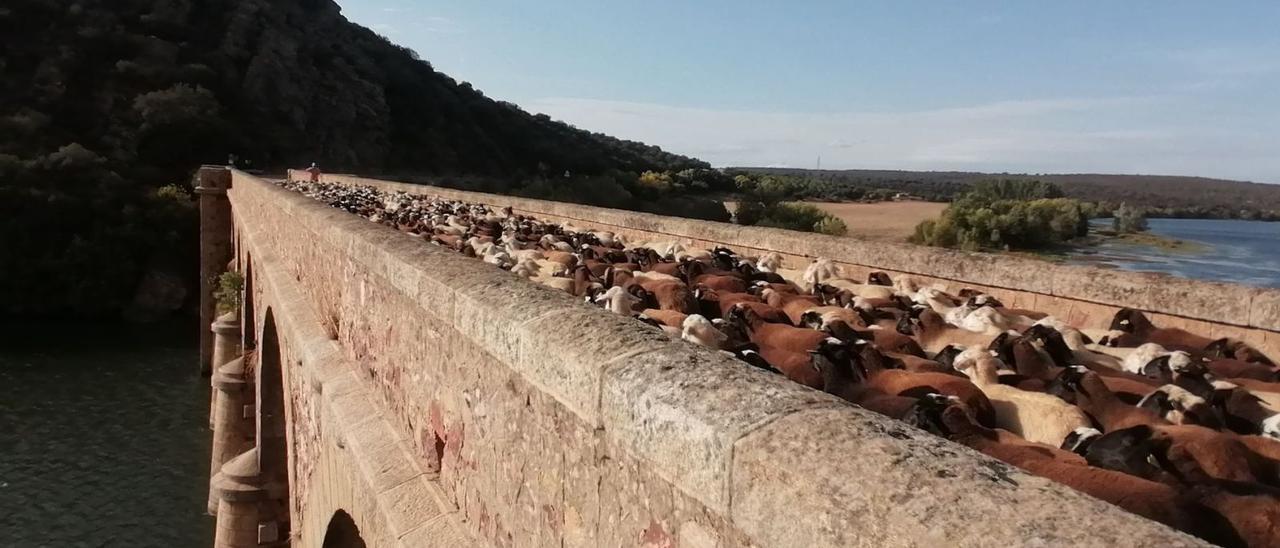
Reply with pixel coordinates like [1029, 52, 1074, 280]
[196, 166, 1280, 547]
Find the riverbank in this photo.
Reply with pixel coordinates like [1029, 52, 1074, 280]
[1085, 229, 1207, 253]
[1063, 218, 1280, 288]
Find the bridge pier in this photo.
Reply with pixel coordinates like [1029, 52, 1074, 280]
[211, 448, 271, 548]
[209, 355, 254, 514]
[209, 312, 242, 428]
[196, 165, 233, 376]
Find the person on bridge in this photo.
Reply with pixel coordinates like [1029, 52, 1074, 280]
[306, 162, 322, 182]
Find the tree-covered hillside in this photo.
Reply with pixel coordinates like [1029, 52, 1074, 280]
[0, 0, 708, 319]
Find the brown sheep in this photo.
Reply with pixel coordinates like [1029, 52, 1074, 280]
[694, 287, 790, 324]
[1107, 308, 1215, 351]
[639, 309, 688, 329]
[729, 306, 830, 355]
[823, 319, 927, 358]
[1206, 338, 1276, 367]
[678, 261, 748, 294]
[756, 345, 822, 389]
[633, 277, 697, 314]
[1190, 486, 1280, 548]
[1205, 357, 1279, 382]
[1061, 369, 1169, 431]
[810, 339, 918, 418]
[860, 346, 995, 426]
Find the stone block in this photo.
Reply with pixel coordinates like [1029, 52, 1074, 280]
[452, 273, 574, 365]
[1261, 331, 1280, 361]
[376, 476, 448, 535]
[1147, 276, 1256, 326]
[731, 407, 1200, 548]
[1051, 265, 1153, 311]
[326, 385, 384, 435]
[345, 418, 422, 494]
[601, 344, 845, 514]
[517, 307, 672, 426]
[397, 514, 472, 547]
[1251, 289, 1280, 331]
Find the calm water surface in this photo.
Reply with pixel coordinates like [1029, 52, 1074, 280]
[0, 322, 211, 547]
[1068, 218, 1280, 288]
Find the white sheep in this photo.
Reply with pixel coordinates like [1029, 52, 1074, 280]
[757, 252, 783, 273]
[802, 258, 840, 289]
[591, 231, 616, 246]
[1138, 384, 1212, 426]
[511, 258, 540, 279]
[681, 314, 727, 349]
[954, 356, 1093, 447]
[631, 270, 681, 283]
[957, 306, 1012, 335]
[595, 286, 641, 316]
[1262, 415, 1280, 440]
[1120, 343, 1191, 375]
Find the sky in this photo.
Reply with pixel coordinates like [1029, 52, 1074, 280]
[337, 1, 1280, 183]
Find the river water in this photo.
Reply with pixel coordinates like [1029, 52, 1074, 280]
[1067, 218, 1280, 288]
[0, 322, 211, 547]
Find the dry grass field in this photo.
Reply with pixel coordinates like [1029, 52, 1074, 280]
[807, 201, 947, 241]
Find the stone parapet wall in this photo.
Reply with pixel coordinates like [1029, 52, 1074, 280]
[261, 170, 1205, 545]
[292, 170, 1280, 358]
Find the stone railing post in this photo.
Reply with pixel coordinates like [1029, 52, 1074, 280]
[197, 166, 234, 376]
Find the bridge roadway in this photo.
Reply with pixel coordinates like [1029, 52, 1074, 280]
[194, 166, 1280, 547]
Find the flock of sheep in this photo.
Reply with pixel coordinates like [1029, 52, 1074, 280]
[284, 180, 1280, 547]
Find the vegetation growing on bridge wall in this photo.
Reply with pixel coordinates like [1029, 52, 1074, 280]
[214, 271, 244, 315]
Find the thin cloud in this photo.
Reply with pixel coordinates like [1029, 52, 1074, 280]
[420, 15, 466, 35]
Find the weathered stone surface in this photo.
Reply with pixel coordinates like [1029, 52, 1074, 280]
[1252, 289, 1280, 332]
[375, 476, 446, 535]
[601, 344, 845, 514]
[449, 265, 570, 335]
[731, 407, 1202, 547]
[518, 306, 672, 426]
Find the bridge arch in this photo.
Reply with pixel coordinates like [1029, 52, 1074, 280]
[257, 307, 292, 539]
[321, 510, 367, 548]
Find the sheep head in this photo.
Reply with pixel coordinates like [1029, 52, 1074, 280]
[902, 393, 967, 438]
[1060, 427, 1103, 455]
[1262, 415, 1280, 440]
[1109, 308, 1154, 335]
[867, 271, 893, 286]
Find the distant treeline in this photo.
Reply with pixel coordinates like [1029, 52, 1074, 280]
[739, 168, 1280, 221]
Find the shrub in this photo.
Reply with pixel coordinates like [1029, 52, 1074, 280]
[154, 183, 192, 202]
[911, 180, 1089, 251]
[813, 216, 849, 236]
[1113, 202, 1149, 233]
[736, 201, 848, 235]
[215, 271, 244, 314]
